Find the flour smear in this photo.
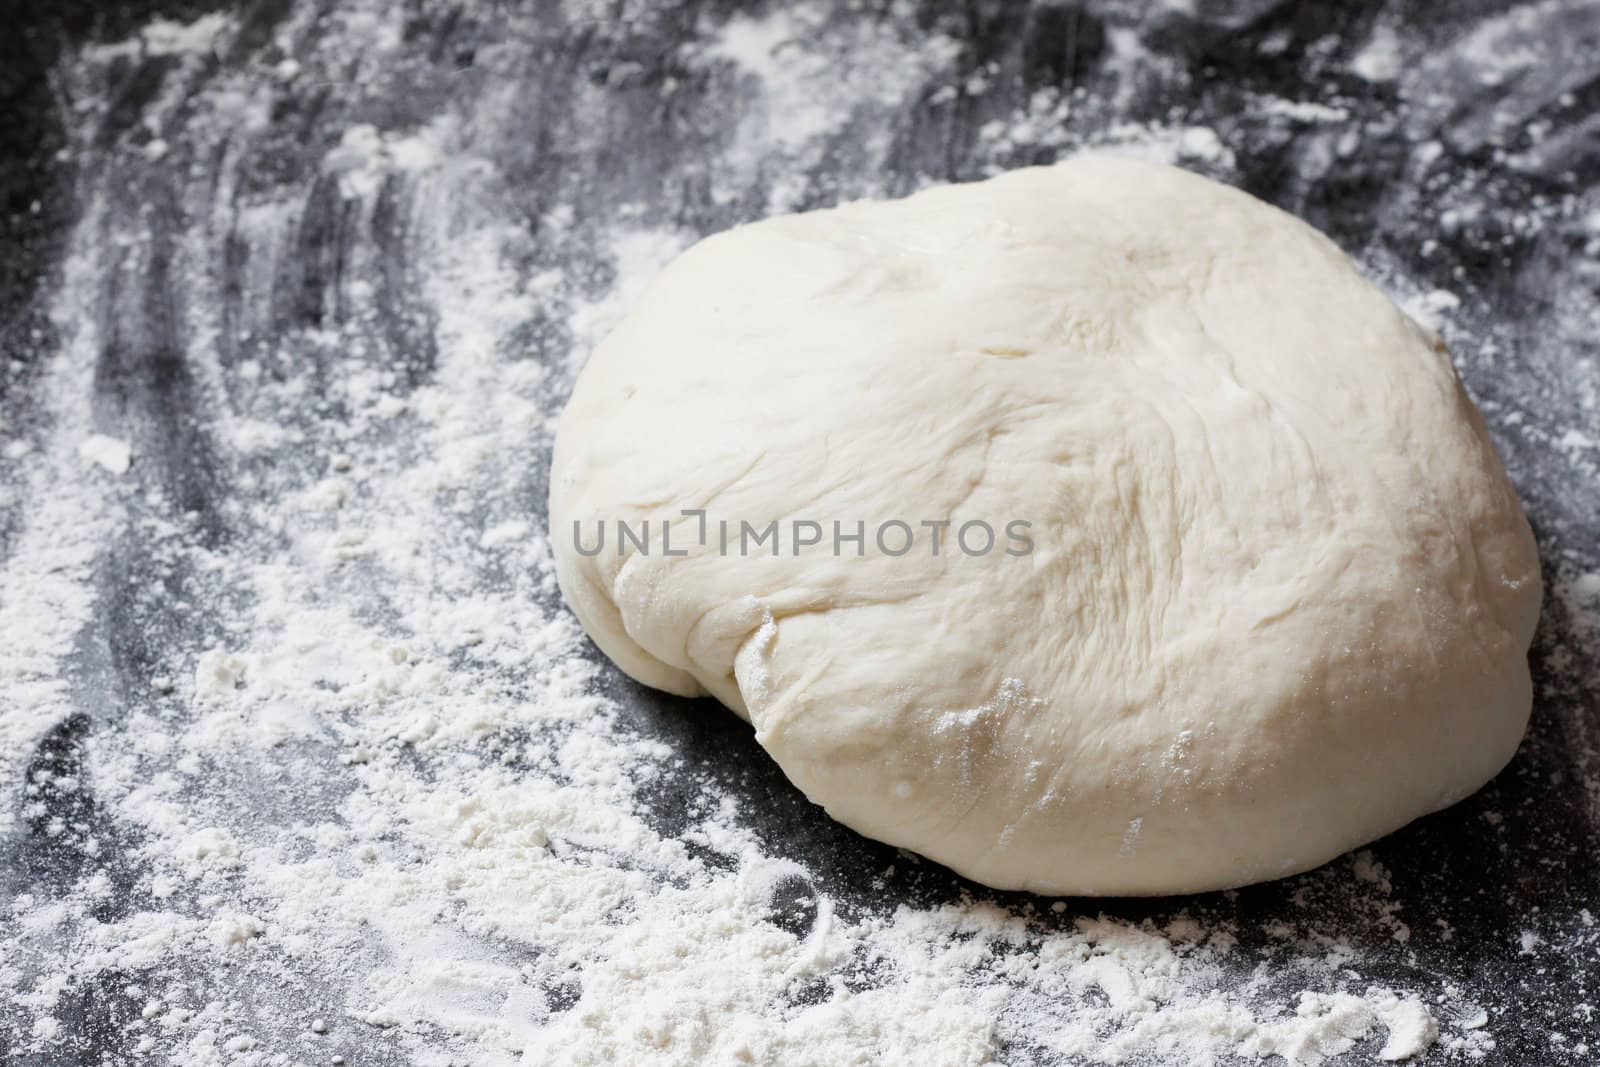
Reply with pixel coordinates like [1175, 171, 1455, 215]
[4, 2, 1598, 1065]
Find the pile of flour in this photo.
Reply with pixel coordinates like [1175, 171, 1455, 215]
[3, 1, 1598, 1064]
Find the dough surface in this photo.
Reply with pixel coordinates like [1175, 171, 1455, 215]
[549, 155, 1541, 895]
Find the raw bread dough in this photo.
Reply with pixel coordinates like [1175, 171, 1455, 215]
[549, 155, 1541, 895]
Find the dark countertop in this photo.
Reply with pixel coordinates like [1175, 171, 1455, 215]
[2, 2, 1598, 1065]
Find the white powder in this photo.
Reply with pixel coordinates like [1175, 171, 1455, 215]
[0, 205, 124, 824]
[1349, 22, 1405, 83]
[83, 11, 230, 62]
[4, 2, 1595, 1064]
[1379, 997, 1442, 1062]
[76, 433, 132, 474]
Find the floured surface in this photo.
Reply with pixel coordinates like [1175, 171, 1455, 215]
[0, 1, 1597, 1064]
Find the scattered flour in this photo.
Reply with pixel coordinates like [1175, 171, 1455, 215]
[4, 2, 1597, 1065]
[76, 434, 132, 474]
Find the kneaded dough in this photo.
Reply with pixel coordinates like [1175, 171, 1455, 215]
[549, 155, 1541, 895]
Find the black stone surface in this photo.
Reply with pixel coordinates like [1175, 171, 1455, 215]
[2, 1, 1598, 1064]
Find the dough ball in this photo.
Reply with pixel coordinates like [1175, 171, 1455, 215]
[549, 155, 1541, 895]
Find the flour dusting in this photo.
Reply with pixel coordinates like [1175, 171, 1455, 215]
[3, 2, 1598, 1065]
